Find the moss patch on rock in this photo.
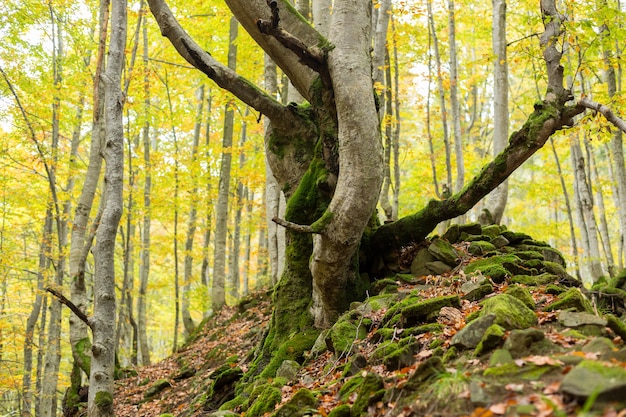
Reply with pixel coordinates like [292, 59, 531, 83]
[478, 294, 538, 330]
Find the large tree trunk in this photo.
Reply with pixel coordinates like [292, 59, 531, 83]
[88, 0, 126, 414]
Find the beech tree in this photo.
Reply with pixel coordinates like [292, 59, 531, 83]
[146, 0, 626, 376]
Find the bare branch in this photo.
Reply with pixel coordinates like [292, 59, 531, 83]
[273, 217, 318, 234]
[578, 97, 626, 133]
[257, 0, 326, 74]
[46, 287, 92, 329]
[146, 0, 291, 124]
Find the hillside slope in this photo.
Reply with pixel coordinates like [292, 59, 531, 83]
[114, 223, 626, 417]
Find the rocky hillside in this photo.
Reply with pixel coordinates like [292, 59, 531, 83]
[114, 223, 626, 417]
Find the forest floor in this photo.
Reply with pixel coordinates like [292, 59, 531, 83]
[113, 225, 626, 417]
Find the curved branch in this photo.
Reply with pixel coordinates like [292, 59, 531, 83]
[578, 96, 626, 133]
[146, 0, 292, 125]
[272, 217, 318, 234]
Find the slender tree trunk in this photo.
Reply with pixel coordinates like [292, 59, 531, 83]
[200, 93, 213, 296]
[427, 0, 452, 192]
[182, 86, 205, 336]
[88, 0, 126, 414]
[484, 0, 509, 224]
[549, 138, 581, 278]
[230, 112, 249, 301]
[571, 136, 603, 284]
[137, 19, 152, 366]
[22, 212, 53, 417]
[212, 16, 238, 310]
[448, 0, 464, 194]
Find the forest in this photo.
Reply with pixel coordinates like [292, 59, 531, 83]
[2, 0, 626, 415]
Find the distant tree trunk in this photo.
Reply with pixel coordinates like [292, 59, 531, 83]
[448, 0, 464, 195]
[587, 141, 615, 276]
[242, 190, 253, 296]
[212, 16, 238, 311]
[137, 19, 152, 366]
[88, 0, 126, 414]
[571, 137, 603, 284]
[549, 138, 581, 278]
[230, 111, 249, 300]
[200, 93, 213, 296]
[22, 212, 53, 417]
[182, 85, 205, 336]
[483, 0, 509, 225]
[391, 16, 401, 220]
[427, 0, 452, 192]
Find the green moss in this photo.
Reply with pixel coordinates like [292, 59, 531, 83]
[400, 295, 461, 325]
[479, 294, 538, 329]
[75, 337, 91, 374]
[328, 404, 352, 417]
[328, 319, 367, 354]
[468, 240, 497, 256]
[511, 273, 557, 286]
[246, 385, 282, 417]
[483, 362, 557, 380]
[218, 394, 246, 411]
[311, 210, 334, 233]
[352, 372, 385, 416]
[145, 379, 172, 398]
[606, 314, 626, 340]
[504, 285, 535, 309]
[474, 324, 506, 356]
[94, 391, 113, 408]
[260, 331, 319, 378]
[543, 288, 593, 313]
[272, 388, 318, 417]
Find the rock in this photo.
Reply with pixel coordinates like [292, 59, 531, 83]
[327, 319, 367, 355]
[511, 273, 558, 286]
[208, 411, 239, 417]
[442, 224, 461, 243]
[481, 225, 504, 238]
[490, 235, 510, 248]
[352, 372, 385, 416]
[504, 285, 535, 309]
[276, 360, 300, 381]
[343, 354, 368, 377]
[475, 324, 506, 356]
[451, 313, 497, 349]
[560, 360, 626, 403]
[469, 380, 489, 406]
[503, 328, 545, 359]
[428, 238, 460, 266]
[426, 261, 453, 275]
[144, 379, 171, 399]
[273, 388, 319, 417]
[489, 349, 513, 366]
[500, 230, 532, 244]
[411, 247, 436, 276]
[404, 357, 444, 391]
[558, 311, 607, 328]
[459, 223, 483, 235]
[468, 240, 497, 256]
[582, 337, 617, 355]
[462, 281, 494, 302]
[400, 295, 461, 326]
[464, 255, 521, 284]
[544, 288, 593, 313]
[479, 294, 538, 330]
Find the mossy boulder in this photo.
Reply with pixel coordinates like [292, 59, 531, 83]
[483, 361, 559, 380]
[511, 273, 557, 286]
[474, 324, 506, 356]
[404, 356, 445, 391]
[478, 294, 538, 330]
[428, 238, 461, 266]
[468, 240, 497, 256]
[352, 372, 385, 416]
[328, 404, 352, 417]
[464, 255, 521, 284]
[411, 247, 436, 276]
[327, 318, 368, 354]
[245, 385, 282, 417]
[502, 328, 546, 359]
[451, 313, 497, 349]
[560, 360, 626, 404]
[544, 288, 593, 313]
[272, 388, 318, 417]
[400, 295, 461, 326]
[144, 379, 171, 399]
[504, 285, 535, 309]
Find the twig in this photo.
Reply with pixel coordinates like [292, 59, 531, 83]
[272, 217, 318, 234]
[578, 96, 626, 134]
[46, 287, 92, 329]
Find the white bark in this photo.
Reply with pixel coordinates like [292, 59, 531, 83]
[448, 0, 464, 194]
[484, 0, 509, 224]
[88, 0, 126, 414]
[311, 0, 384, 328]
[312, 0, 331, 36]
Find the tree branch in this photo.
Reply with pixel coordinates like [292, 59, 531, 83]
[578, 96, 626, 133]
[146, 0, 293, 125]
[256, 0, 326, 74]
[46, 287, 92, 329]
[273, 216, 318, 234]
